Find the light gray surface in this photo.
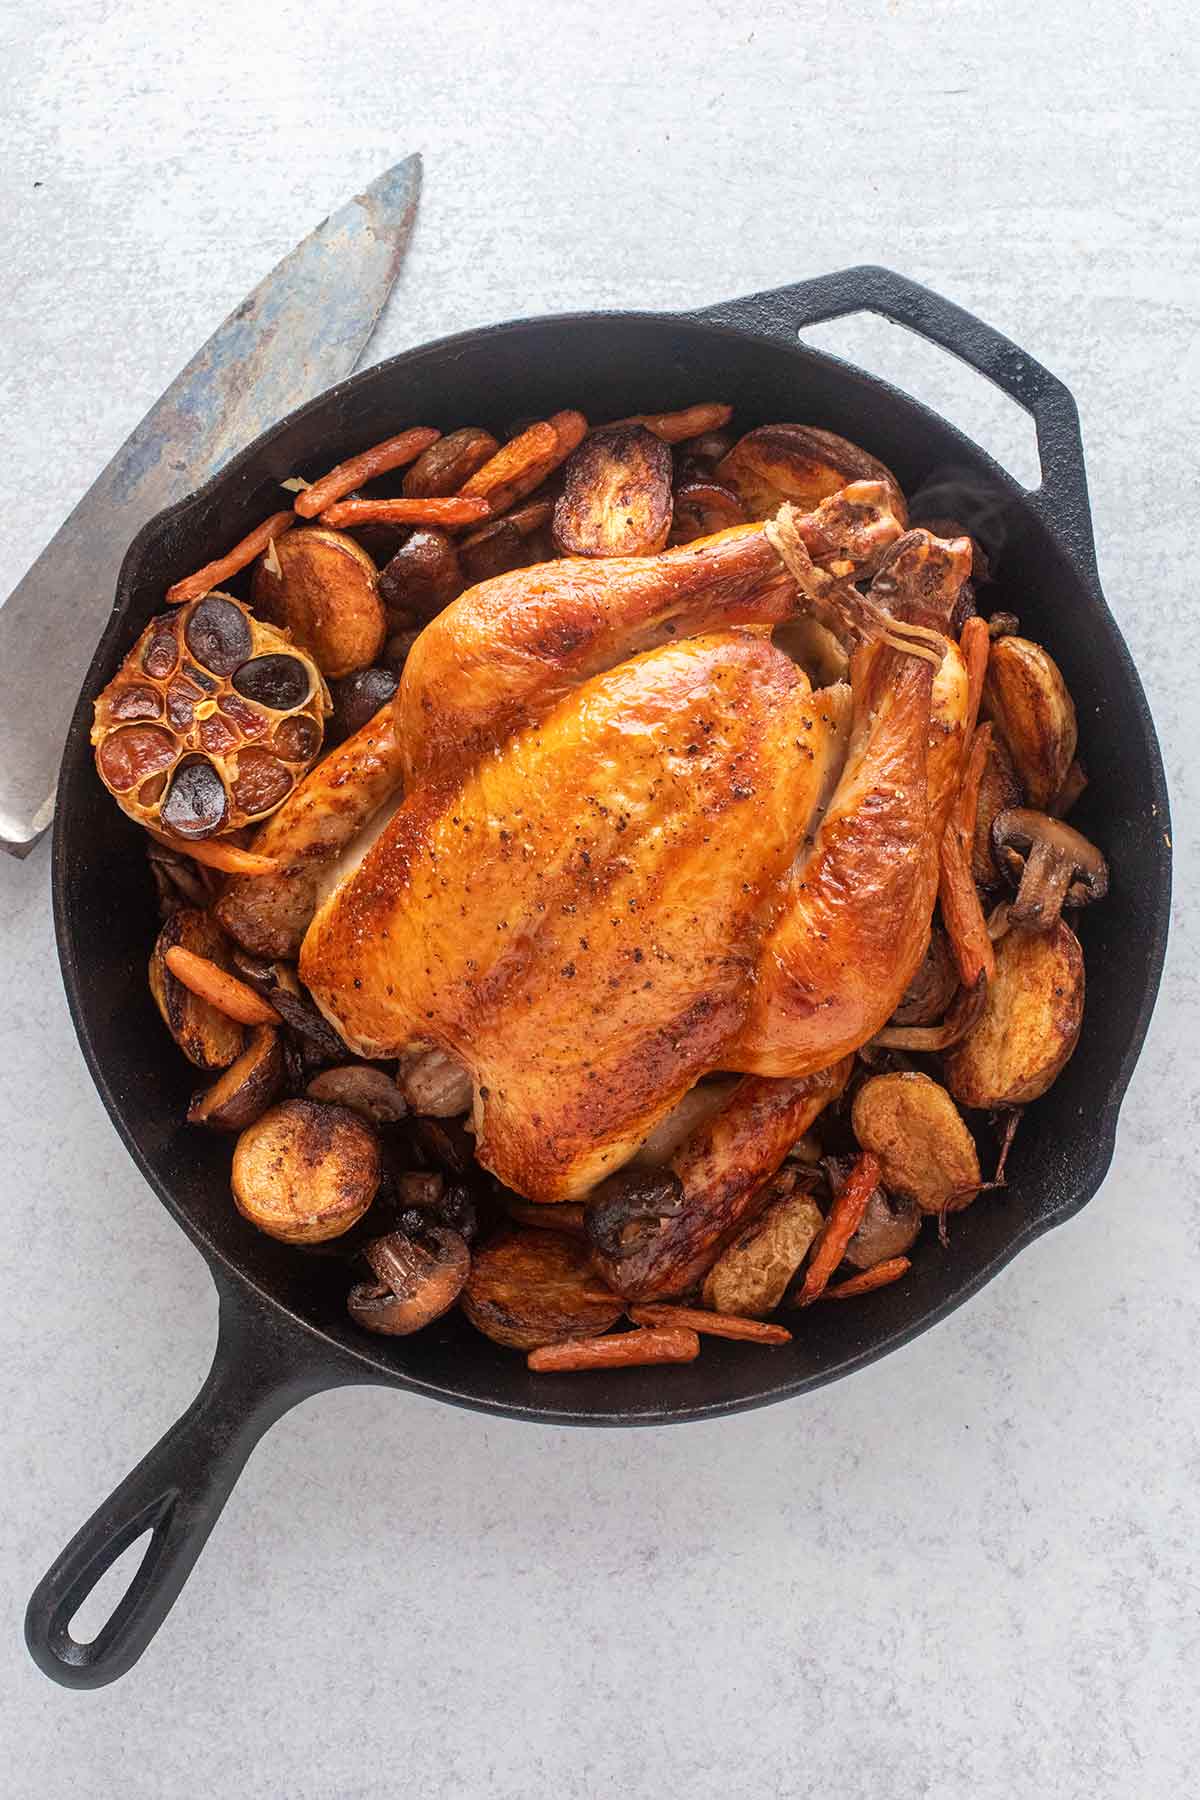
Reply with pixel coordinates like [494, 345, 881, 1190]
[1, 1, 1196, 1794]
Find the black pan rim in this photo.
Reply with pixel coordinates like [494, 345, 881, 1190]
[52, 301, 1173, 1427]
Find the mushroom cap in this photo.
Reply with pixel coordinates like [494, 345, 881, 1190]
[348, 1225, 469, 1335]
[992, 806, 1109, 905]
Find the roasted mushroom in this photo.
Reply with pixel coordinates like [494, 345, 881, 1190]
[93, 594, 328, 840]
[843, 1186, 922, 1270]
[377, 529, 465, 619]
[327, 667, 399, 745]
[991, 808, 1108, 930]
[231, 1098, 381, 1242]
[305, 1064, 409, 1124]
[402, 425, 500, 497]
[187, 1025, 284, 1130]
[348, 1223, 470, 1335]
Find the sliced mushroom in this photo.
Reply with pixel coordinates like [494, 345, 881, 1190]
[553, 424, 673, 557]
[945, 919, 1085, 1109]
[889, 927, 959, 1028]
[851, 1073, 981, 1215]
[402, 426, 500, 498]
[187, 1025, 283, 1129]
[397, 1046, 473, 1116]
[843, 1186, 922, 1270]
[231, 1098, 381, 1242]
[305, 1064, 409, 1124]
[348, 1224, 470, 1335]
[584, 1167, 686, 1263]
[232, 954, 351, 1063]
[149, 907, 244, 1070]
[983, 634, 1077, 809]
[251, 527, 384, 678]
[667, 478, 746, 545]
[992, 808, 1108, 930]
[462, 1228, 623, 1350]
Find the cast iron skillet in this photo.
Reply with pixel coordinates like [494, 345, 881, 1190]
[26, 267, 1170, 1687]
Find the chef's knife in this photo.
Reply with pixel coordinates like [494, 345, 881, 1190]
[0, 154, 422, 857]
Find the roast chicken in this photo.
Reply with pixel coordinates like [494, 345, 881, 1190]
[289, 483, 971, 1202]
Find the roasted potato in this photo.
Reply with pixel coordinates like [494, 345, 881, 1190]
[983, 635, 1077, 810]
[700, 1180, 824, 1317]
[717, 424, 906, 525]
[149, 907, 245, 1070]
[251, 527, 384, 679]
[462, 1228, 623, 1350]
[188, 1025, 283, 1130]
[402, 426, 500, 498]
[852, 1073, 981, 1215]
[973, 732, 1025, 888]
[231, 1098, 381, 1242]
[945, 920, 1085, 1108]
[553, 424, 673, 557]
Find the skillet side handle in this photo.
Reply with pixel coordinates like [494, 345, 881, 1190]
[690, 265, 1097, 578]
[25, 1276, 358, 1689]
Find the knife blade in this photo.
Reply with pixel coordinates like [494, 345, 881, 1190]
[0, 154, 422, 857]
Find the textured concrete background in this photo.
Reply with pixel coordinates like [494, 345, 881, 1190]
[1, 2, 1196, 1795]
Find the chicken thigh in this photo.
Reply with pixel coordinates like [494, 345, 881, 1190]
[299, 486, 970, 1202]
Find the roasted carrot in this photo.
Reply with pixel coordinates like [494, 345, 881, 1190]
[612, 403, 733, 443]
[792, 1151, 881, 1305]
[628, 1304, 791, 1345]
[939, 724, 997, 989]
[150, 832, 278, 877]
[318, 496, 490, 530]
[459, 412, 587, 516]
[820, 1256, 911, 1300]
[293, 427, 441, 518]
[960, 614, 990, 740]
[164, 946, 280, 1026]
[166, 513, 296, 605]
[527, 1327, 700, 1372]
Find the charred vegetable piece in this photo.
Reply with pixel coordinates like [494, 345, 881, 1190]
[251, 527, 384, 679]
[945, 920, 1085, 1108]
[231, 1099, 381, 1242]
[791, 1151, 881, 1305]
[459, 411, 587, 516]
[348, 1223, 469, 1335]
[820, 1257, 911, 1300]
[667, 478, 746, 545]
[552, 424, 673, 557]
[166, 513, 296, 606]
[700, 1178, 824, 1318]
[93, 596, 326, 839]
[327, 667, 399, 744]
[187, 1026, 284, 1130]
[852, 1073, 981, 1215]
[717, 424, 906, 525]
[163, 946, 281, 1025]
[627, 1304, 791, 1344]
[890, 927, 959, 1028]
[527, 1327, 700, 1372]
[149, 908, 245, 1070]
[614, 403, 732, 444]
[983, 635, 1078, 810]
[462, 1228, 623, 1350]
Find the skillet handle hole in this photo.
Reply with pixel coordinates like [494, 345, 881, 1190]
[65, 1519, 162, 1648]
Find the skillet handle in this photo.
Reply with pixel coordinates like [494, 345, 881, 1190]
[24, 1275, 356, 1689]
[691, 264, 1097, 575]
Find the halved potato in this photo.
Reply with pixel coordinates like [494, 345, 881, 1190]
[982, 635, 1077, 810]
[231, 1098, 381, 1242]
[462, 1229, 623, 1350]
[852, 1073, 981, 1215]
[716, 424, 907, 525]
[553, 424, 673, 556]
[700, 1180, 824, 1318]
[188, 1025, 283, 1130]
[945, 920, 1085, 1108]
[402, 426, 499, 498]
[149, 907, 244, 1070]
[251, 527, 384, 679]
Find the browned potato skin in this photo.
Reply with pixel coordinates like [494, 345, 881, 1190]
[188, 1025, 283, 1129]
[462, 1229, 623, 1350]
[701, 1179, 824, 1317]
[402, 427, 500, 498]
[251, 528, 384, 679]
[983, 635, 1077, 810]
[231, 1098, 381, 1242]
[946, 920, 1085, 1108]
[852, 1073, 981, 1214]
[553, 424, 673, 557]
[973, 732, 1025, 888]
[717, 424, 907, 526]
[149, 907, 244, 1070]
